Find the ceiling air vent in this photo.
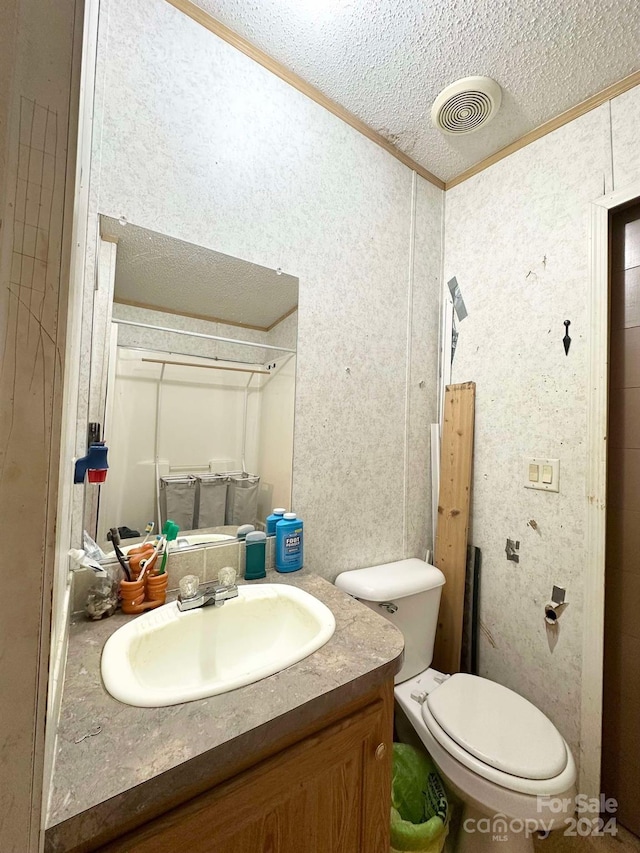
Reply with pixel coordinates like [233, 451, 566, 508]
[431, 76, 502, 135]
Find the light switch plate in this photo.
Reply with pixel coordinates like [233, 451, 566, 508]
[524, 457, 560, 492]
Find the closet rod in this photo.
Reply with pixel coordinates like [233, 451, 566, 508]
[113, 318, 296, 353]
[142, 358, 270, 375]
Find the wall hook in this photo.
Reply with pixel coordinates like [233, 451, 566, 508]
[563, 320, 571, 355]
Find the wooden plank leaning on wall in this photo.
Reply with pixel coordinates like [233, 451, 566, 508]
[432, 382, 476, 675]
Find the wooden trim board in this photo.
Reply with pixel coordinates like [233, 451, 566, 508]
[266, 304, 298, 332]
[113, 297, 272, 333]
[164, 0, 445, 190]
[446, 70, 640, 189]
[432, 382, 476, 675]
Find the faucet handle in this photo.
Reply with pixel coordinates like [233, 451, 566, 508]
[179, 574, 200, 600]
[218, 566, 236, 587]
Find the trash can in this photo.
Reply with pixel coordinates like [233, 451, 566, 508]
[225, 472, 260, 526]
[390, 743, 449, 853]
[194, 473, 229, 528]
[159, 475, 197, 532]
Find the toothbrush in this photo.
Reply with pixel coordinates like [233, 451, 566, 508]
[159, 521, 179, 575]
[140, 534, 165, 573]
[108, 527, 131, 581]
[140, 521, 154, 547]
[138, 540, 163, 581]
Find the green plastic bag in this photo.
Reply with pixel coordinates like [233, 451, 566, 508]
[390, 743, 449, 853]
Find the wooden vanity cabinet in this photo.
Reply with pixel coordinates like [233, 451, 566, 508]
[97, 683, 393, 853]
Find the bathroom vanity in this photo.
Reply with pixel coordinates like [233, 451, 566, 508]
[45, 571, 403, 853]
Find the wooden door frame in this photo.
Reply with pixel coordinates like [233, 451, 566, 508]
[581, 179, 640, 799]
[43, 0, 100, 830]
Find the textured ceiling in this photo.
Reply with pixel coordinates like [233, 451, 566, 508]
[193, 0, 640, 182]
[101, 217, 298, 329]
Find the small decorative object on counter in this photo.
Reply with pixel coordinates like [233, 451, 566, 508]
[146, 572, 169, 606]
[120, 569, 168, 614]
[118, 525, 174, 614]
[266, 507, 287, 536]
[119, 575, 146, 613]
[85, 573, 119, 620]
[275, 512, 303, 573]
[245, 531, 267, 580]
[127, 542, 156, 577]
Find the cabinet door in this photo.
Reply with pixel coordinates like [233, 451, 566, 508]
[100, 689, 392, 853]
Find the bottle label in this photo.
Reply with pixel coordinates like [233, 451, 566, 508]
[285, 532, 301, 555]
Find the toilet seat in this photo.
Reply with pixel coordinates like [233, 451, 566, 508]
[426, 673, 567, 779]
[419, 674, 574, 796]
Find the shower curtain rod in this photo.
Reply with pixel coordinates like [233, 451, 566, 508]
[112, 318, 296, 353]
[142, 357, 270, 376]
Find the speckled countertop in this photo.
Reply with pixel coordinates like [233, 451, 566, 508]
[45, 569, 404, 853]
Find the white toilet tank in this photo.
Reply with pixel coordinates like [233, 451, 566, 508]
[335, 558, 445, 683]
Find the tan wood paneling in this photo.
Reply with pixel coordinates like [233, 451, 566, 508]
[432, 382, 475, 674]
[0, 1, 80, 851]
[164, 0, 445, 190]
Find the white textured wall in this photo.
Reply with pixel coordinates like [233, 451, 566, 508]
[83, 0, 443, 577]
[444, 89, 640, 768]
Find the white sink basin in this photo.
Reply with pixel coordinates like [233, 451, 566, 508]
[101, 584, 336, 707]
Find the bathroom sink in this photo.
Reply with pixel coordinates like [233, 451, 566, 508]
[101, 584, 336, 707]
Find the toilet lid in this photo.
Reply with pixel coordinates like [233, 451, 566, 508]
[425, 673, 567, 780]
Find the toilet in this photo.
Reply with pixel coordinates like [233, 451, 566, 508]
[335, 558, 576, 853]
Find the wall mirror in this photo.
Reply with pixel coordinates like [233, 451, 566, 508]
[90, 217, 298, 556]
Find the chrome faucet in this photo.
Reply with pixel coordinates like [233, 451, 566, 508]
[177, 574, 238, 611]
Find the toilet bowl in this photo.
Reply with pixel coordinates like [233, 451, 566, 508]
[335, 559, 577, 853]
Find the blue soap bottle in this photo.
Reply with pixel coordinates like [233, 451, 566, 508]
[275, 512, 303, 573]
[266, 507, 286, 536]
